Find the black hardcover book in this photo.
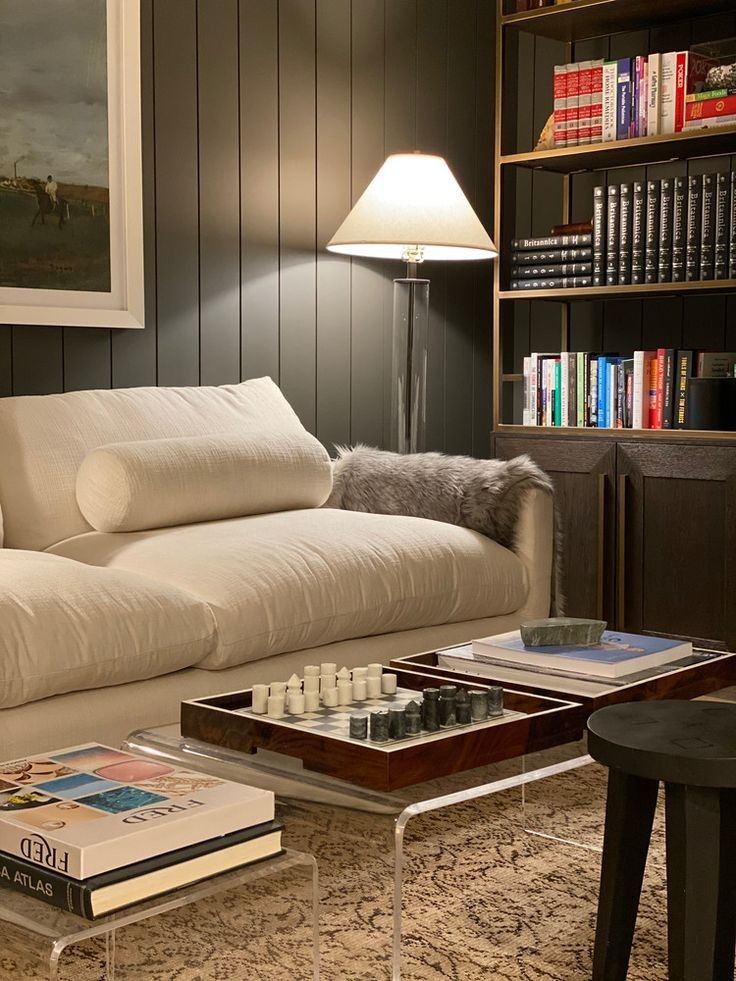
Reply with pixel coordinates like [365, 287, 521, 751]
[672, 176, 687, 283]
[606, 185, 620, 286]
[714, 173, 731, 280]
[686, 175, 702, 282]
[658, 178, 674, 283]
[512, 234, 593, 250]
[514, 263, 593, 278]
[592, 185, 606, 286]
[510, 277, 593, 290]
[662, 348, 676, 429]
[511, 248, 593, 265]
[675, 350, 693, 430]
[618, 184, 633, 285]
[730, 172, 736, 280]
[0, 822, 284, 920]
[631, 181, 646, 285]
[644, 180, 660, 285]
[699, 173, 716, 281]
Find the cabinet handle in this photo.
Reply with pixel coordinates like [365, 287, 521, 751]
[617, 475, 627, 628]
[596, 473, 605, 621]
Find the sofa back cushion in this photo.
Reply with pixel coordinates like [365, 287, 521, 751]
[0, 378, 318, 550]
[0, 550, 217, 709]
[77, 432, 332, 533]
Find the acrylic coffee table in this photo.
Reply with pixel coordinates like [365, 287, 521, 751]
[124, 723, 595, 980]
[0, 848, 319, 980]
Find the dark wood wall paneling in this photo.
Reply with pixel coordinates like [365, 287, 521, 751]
[1, 0, 495, 457]
[505, 11, 736, 412]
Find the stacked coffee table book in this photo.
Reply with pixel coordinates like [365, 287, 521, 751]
[0, 743, 281, 919]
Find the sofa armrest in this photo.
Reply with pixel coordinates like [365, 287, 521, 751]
[511, 487, 556, 619]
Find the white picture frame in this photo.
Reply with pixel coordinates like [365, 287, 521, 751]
[0, 0, 144, 329]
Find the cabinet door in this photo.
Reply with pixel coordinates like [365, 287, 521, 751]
[617, 442, 736, 651]
[494, 437, 617, 622]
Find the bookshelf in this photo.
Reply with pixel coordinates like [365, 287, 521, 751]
[491, 0, 736, 651]
[492, 0, 736, 440]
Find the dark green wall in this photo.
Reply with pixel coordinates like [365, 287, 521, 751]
[0, 0, 495, 456]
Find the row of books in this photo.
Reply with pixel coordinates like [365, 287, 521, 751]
[0, 743, 280, 919]
[594, 174, 736, 285]
[521, 350, 736, 429]
[510, 233, 593, 291]
[552, 50, 720, 148]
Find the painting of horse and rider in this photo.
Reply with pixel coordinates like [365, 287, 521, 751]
[0, 0, 111, 293]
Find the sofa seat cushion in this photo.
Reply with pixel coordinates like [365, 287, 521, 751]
[0, 551, 217, 709]
[47, 508, 528, 671]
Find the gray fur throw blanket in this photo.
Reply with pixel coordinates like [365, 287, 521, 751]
[325, 445, 563, 615]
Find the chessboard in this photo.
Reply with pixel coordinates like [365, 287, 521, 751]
[236, 686, 522, 752]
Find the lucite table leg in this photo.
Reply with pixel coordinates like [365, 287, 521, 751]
[308, 853, 321, 981]
[106, 929, 116, 979]
[391, 755, 593, 980]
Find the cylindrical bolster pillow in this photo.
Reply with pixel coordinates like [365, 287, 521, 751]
[76, 432, 333, 533]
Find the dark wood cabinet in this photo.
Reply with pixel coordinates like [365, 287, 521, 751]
[617, 442, 736, 652]
[495, 435, 736, 652]
[494, 436, 616, 623]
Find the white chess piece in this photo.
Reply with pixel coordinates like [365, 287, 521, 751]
[320, 662, 337, 676]
[304, 665, 320, 678]
[287, 691, 305, 714]
[267, 694, 285, 718]
[337, 680, 353, 705]
[322, 687, 339, 707]
[304, 690, 320, 712]
[367, 663, 383, 678]
[270, 681, 287, 696]
[303, 675, 320, 693]
[251, 684, 269, 714]
[286, 673, 302, 691]
[381, 673, 398, 695]
[366, 676, 382, 698]
[353, 678, 367, 701]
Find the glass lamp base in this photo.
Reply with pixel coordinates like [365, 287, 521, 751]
[390, 276, 429, 454]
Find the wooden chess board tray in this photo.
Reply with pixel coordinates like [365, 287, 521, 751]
[391, 645, 736, 713]
[181, 668, 583, 792]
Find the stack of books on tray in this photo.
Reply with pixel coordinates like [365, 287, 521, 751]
[438, 631, 693, 697]
[0, 743, 281, 919]
[510, 233, 593, 292]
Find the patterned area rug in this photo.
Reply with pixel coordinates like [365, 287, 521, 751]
[3, 692, 734, 980]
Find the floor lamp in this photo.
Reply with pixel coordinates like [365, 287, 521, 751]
[327, 153, 497, 453]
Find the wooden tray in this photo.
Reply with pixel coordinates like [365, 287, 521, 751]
[390, 646, 736, 715]
[181, 668, 584, 792]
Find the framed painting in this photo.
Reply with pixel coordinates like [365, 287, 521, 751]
[0, 0, 144, 328]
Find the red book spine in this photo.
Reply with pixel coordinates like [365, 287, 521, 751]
[566, 65, 580, 146]
[686, 94, 736, 120]
[675, 52, 688, 133]
[553, 66, 568, 148]
[578, 62, 593, 144]
[653, 348, 666, 429]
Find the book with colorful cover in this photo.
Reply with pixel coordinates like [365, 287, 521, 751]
[470, 631, 692, 680]
[0, 744, 274, 880]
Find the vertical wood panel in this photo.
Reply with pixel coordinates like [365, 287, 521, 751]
[279, 0, 317, 431]
[315, 0, 352, 450]
[472, 0, 494, 454]
[112, 0, 157, 388]
[416, 0, 448, 451]
[63, 329, 111, 391]
[11, 327, 63, 395]
[445, 0, 478, 455]
[0, 330, 12, 396]
[350, 0, 386, 447]
[239, 0, 280, 382]
[198, 0, 241, 386]
[154, 0, 200, 386]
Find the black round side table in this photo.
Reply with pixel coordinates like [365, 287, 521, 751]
[587, 700, 736, 981]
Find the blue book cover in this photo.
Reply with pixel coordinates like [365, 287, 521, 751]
[597, 355, 609, 427]
[473, 631, 692, 679]
[616, 59, 631, 140]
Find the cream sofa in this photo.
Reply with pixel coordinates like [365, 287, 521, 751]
[0, 378, 554, 759]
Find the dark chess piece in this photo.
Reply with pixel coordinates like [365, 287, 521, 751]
[350, 714, 368, 740]
[439, 685, 458, 727]
[388, 706, 407, 740]
[488, 687, 504, 718]
[370, 710, 389, 742]
[422, 688, 440, 731]
[470, 689, 489, 722]
[405, 700, 422, 735]
[456, 689, 471, 725]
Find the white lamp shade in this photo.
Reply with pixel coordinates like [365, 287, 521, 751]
[326, 153, 497, 262]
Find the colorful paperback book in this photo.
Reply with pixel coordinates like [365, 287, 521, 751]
[590, 59, 604, 142]
[660, 52, 678, 135]
[0, 744, 274, 880]
[647, 53, 661, 136]
[470, 630, 693, 680]
[602, 60, 618, 142]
